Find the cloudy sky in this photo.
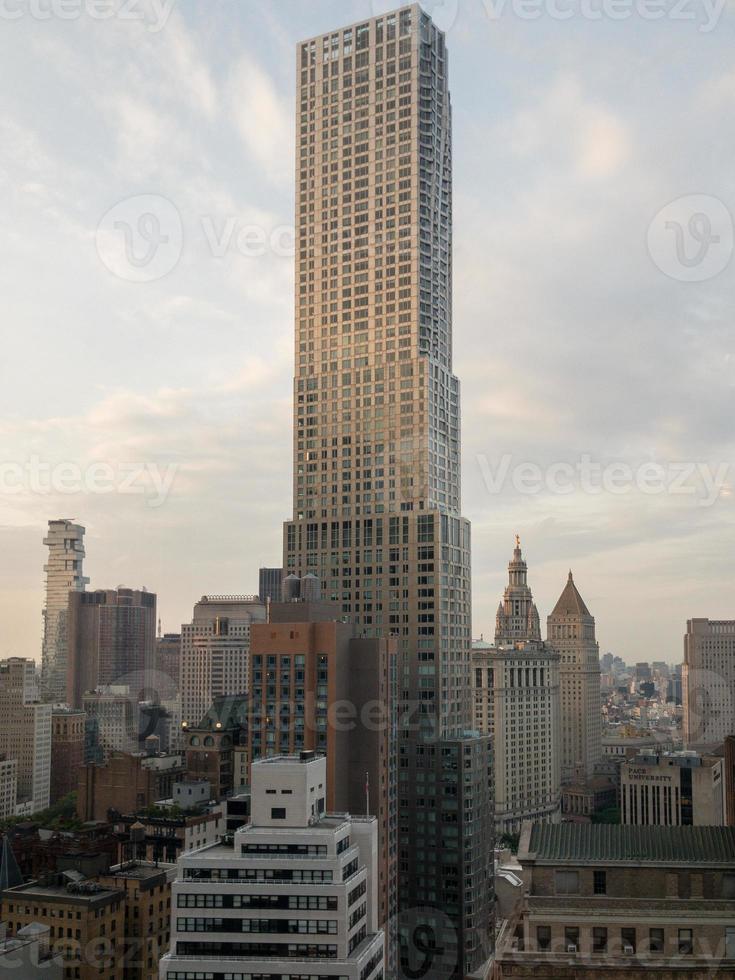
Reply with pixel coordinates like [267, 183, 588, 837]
[1, 0, 732, 664]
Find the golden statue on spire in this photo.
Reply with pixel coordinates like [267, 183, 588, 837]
[515, 533, 521, 549]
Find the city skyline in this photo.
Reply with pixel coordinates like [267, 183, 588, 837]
[1, 0, 733, 665]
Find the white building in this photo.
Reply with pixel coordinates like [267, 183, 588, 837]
[161, 752, 384, 980]
[683, 618, 735, 747]
[546, 571, 602, 783]
[476, 541, 561, 834]
[40, 519, 88, 701]
[621, 751, 724, 826]
[0, 659, 51, 813]
[179, 596, 266, 741]
[83, 686, 138, 758]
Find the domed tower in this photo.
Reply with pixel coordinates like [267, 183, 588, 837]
[495, 536, 541, 645]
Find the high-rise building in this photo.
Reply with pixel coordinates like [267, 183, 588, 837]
[83, 687, 139, 757]
[160, 752, 384, 980]
[67, 588, 156, 709]
[0, 659, 51, 814]
[283, 7, 493, 973]
[258, 566, 283, 603]
[41, 519, 89, 701]
[180, 596, 266, 736]
[683, 619, 735, 747]
[485, 542, 561, 833]
[247, 600, 396, 930]
[546, 571, 602, 783]
[50, 709, 86, 804]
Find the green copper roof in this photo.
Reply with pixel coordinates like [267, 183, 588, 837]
[528, 823, 735, 866]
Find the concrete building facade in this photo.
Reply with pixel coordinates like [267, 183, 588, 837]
[41, 519, 89, 702]
[180, 596, 266, 736]
[546, 571, 602, 783]
[621, 751, 724, 826]
[0, 758, 18, 820]
[67, 588, 157, 709]
[0, 659, 51, 814]
[683, 618, 735, 747]
[494, 823, 735, 979]
[161, 753, 384, 980]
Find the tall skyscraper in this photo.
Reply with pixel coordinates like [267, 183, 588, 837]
[66, 587, 157, 709]
[485, 542, 561, 833]
[546, 571, 602, 783]
[0, 659, 52, 813]
[284, 7, 493, 973]
[180, 595, 267, 734]
[683, 618, 735, 747]
[41, 519, 89, 701]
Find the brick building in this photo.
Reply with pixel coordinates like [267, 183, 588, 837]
[50, 709, 86, 804]
[77, 753, 184, 823]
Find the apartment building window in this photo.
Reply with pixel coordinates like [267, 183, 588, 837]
[593, 870, 607, 895]
[621, 927, 636, 953]
[723, 873, 735, 898]
[592, 927, 607, 953]
[564, 927, 580, 952]
[536, 926, 551, 951]
[649, 928, 665, 953]
[678, 929, 694, 955]
[555, 870, 580, 895]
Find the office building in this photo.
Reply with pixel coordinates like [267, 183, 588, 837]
[183, 693, 248, 800]
[83, 686, 139, 757]
[1, 873, 126, 980]
[486, 542, 561, 833]
[621, 751, 724, 826]
[683, 619, 735, 747]
[283, 8, 493, 972]
[160, 752, 384, 980]
[67, 588, 157, 709]
[0, 659, 51, 814]
[77, 751, 185, 823]
[494, 823, 735, 977]
[258, 566, 283, 603]
[41, 519, 89, 701]
[50, 709, 86, 804]
[97, 862, 176, 980]
[0, 759, 17, 820]
[546, 571, 602, 783]
[248, 600, 397, 929]
[180, 595, 266, 737]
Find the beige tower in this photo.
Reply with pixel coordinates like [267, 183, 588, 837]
[546, 571, 602, 783]
[41, 519, 89, 702]
[683, 618, 735, 747]
[283, 7, 493, 974]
